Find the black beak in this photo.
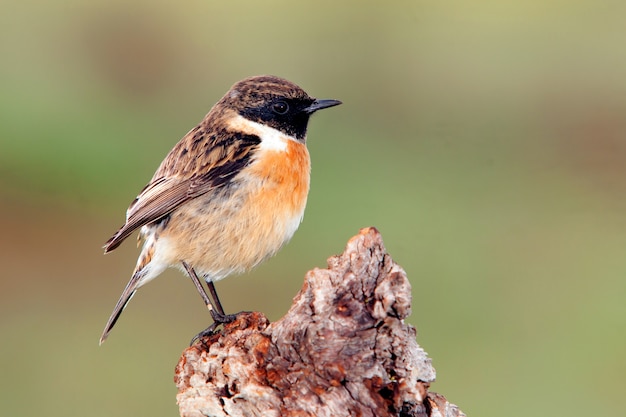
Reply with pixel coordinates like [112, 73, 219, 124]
[305, 99, 342, 114]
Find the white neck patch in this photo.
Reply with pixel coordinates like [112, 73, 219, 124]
[228, 114, 300, 152]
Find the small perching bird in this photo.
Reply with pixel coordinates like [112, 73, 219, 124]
[99, 75, 341, 344]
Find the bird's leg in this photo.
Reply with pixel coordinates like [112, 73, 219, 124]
[182, 262, 232, 323]
[182, 261, 220, 342]
[204, 278, 238, 324]
[182, 262, 237, 344]
[182, 261, 213, 310]
[206, 281, 225, 315]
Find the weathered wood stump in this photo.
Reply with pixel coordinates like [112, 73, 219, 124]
[175, 227, 465, 417]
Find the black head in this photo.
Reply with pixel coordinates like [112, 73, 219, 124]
[219, 75, 341, 141]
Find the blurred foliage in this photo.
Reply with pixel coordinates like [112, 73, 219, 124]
[1, 1, 626, 416]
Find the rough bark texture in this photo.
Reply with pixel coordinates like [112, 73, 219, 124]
[175, 227, 466, 417]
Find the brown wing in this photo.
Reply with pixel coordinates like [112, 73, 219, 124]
[103, 127, 261, 253]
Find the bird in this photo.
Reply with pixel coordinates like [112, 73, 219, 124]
[99, 75, 341, 344]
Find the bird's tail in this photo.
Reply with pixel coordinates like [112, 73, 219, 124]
[100, 232, 168, 345]
[99, 268, 145, 345]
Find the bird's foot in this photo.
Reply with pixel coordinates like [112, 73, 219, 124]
[189, 311, 240, 345]
[210, 309, 238, 324]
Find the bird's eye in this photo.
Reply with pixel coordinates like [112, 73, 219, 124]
[272, 101, 289, 115]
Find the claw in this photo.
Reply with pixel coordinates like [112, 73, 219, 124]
[190, 323, 219, 345]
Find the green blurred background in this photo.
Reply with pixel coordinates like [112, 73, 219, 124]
[1, 1, 625, 415]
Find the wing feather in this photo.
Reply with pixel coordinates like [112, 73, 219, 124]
[104, 125, 261, 252]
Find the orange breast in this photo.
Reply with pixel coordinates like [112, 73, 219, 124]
[248, 139, 311, 218]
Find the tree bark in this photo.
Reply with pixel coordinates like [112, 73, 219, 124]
[175, 227, 466, 417]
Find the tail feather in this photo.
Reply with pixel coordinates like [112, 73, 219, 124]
[99, 270, 145, 345]
[100, 230, 167, 344]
